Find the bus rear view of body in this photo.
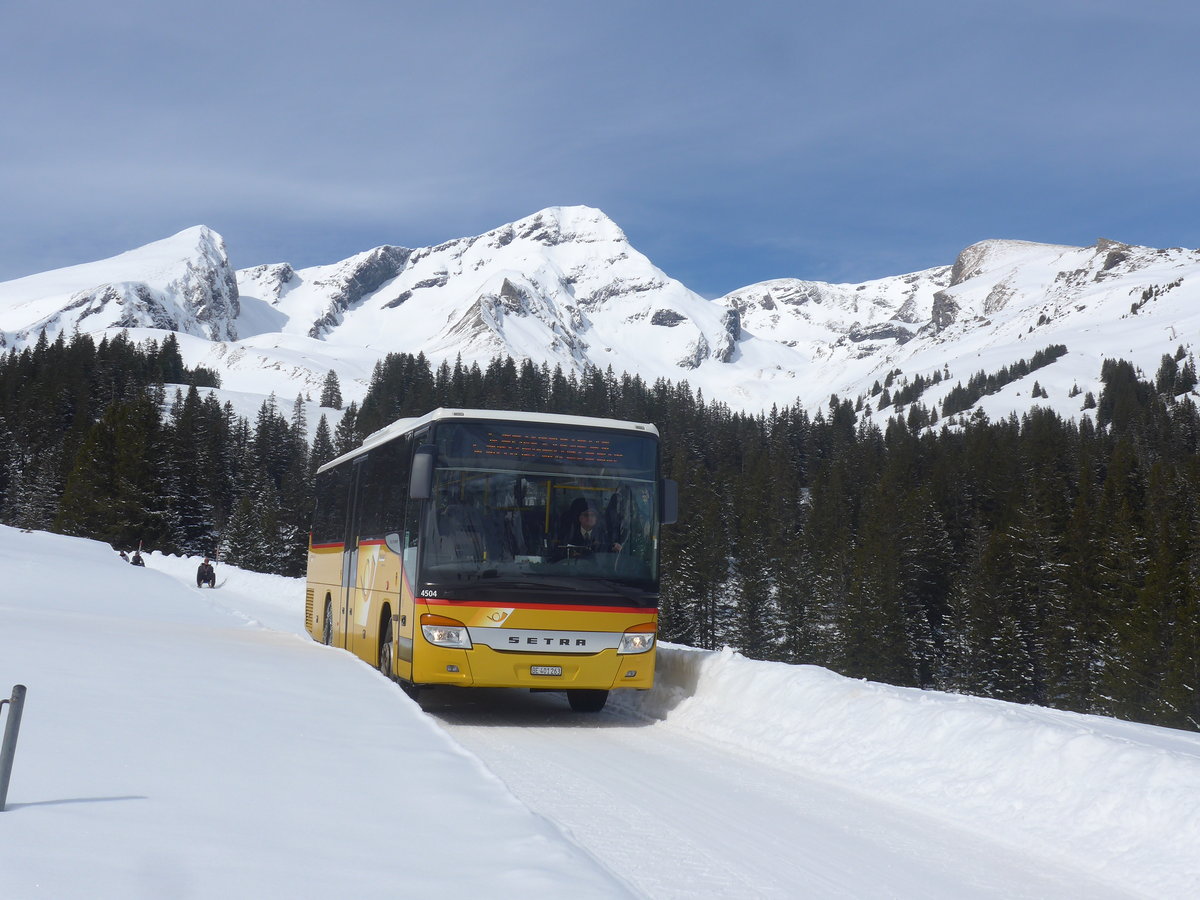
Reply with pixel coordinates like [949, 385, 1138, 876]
[305, 408, 677, 712]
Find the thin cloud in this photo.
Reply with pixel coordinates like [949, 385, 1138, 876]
[1, 0, 1197, 294]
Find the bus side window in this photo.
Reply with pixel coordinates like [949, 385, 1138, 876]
[313, 466, 350, 545]
[359, 436, 412, 540]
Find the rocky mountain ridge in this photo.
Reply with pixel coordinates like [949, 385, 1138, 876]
[0, 226, 239, 347]
[1, 207, 1197, 422]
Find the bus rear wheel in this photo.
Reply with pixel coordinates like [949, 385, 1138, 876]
[567, 689, 609, 713]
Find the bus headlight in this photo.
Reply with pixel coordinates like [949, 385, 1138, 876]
[618, 624, 656, 655]
[421, 614, 473, 649]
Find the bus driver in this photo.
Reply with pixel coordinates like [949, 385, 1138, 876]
[562, 498, 621, 553]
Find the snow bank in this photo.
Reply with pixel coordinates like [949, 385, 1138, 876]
[616, 645, 1200, 898]
[0, 527, 634, 899]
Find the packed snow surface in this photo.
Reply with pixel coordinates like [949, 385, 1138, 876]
[2, 526, 1198, 898]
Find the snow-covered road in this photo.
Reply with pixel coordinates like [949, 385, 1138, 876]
[425, 687, 1128, 899]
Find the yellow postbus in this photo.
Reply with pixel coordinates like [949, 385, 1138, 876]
[305, 408, 677, 712]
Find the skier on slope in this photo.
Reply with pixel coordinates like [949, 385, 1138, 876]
[196, 557, 216, 588]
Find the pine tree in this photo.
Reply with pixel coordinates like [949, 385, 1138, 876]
[310, 415, 336, 475]
[157, 333, 186, 384]
[1094, 439, 1150, 718]
[165, 385, 217, 554]
[731, 439, 781, 660]
[1155, 354, 1179, 395]
[1118, 461, 1191, 724]
[333, 402, 360, 456]
[896, 490, 954, 686]
[55, 392, 170, 549]
[659, 445, 729, 649]
[1176, 356, 1198, 395]
[0, 414, 14, 518]
[220, 493, 264, 570]
[971, 529, 1041, 702]
[839, 475, 918, 685]
[798, 454, 856, 666]
[251, 394, 292, 488]
[9, 445, 65, 531]
[319, 370, 344, 409]
[1159, 510, 1200, 728]
[279, 395, 314, 574]
[1051, 441, 1108, 711]
[938, 523, 986, 693]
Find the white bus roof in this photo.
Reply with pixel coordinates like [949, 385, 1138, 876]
[317, 407, 660, 474]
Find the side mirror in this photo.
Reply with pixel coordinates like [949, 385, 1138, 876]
[384, 532, 404, 554]
[409, 444, 437, 500]
[660, 478, 678, 525]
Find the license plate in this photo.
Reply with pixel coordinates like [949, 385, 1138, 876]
[530, 666, 562, 676]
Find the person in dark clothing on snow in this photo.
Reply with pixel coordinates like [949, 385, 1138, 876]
[130, 551, 145, 567]
[196, 558, 216, 588]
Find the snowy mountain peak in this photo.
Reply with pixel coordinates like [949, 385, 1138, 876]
[4, 211, 1200, 423]
[233, 204, 736, 381]
[947, 239, 1057, 286]
[0, 224, 240, 345]
[503, 205, 629, 249]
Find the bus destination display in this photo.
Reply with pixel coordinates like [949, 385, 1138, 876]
[471, 431, 625, 466]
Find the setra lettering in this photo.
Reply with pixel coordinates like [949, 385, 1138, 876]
[504, 634, 589, 647]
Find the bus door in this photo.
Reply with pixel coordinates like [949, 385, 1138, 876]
[338, 456, 367, 650]
[395, 432, 428, 680]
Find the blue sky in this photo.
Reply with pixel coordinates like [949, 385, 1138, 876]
[2, 0, 1196, 297]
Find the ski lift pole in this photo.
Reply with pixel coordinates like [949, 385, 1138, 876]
[0, 684, 28, 812]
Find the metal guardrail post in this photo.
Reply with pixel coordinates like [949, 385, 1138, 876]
[0, 684, 27, 812]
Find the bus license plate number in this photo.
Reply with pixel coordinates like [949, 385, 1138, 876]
[530, 666, 562, 676]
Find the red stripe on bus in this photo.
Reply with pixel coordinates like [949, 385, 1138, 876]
[423, 598, 657, 615]
[311, 539, 390, 550]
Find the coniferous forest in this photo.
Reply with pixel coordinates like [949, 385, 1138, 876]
[2, 331, 1198, 731]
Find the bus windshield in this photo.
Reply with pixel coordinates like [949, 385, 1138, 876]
[420, 422, 660, 594]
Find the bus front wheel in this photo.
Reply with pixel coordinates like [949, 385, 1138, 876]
[567, 690, 609, 713]
[379, 621, 394, 679]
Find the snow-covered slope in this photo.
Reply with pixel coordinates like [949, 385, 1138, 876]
[4, 525, 1198, 898]
[876, 237, 1200, 422]
[0, 226, 239, 345]
[2, 209, 1198, 419]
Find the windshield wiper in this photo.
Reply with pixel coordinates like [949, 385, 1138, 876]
[484, 576, 650, 600]
[472, 577, 577, 591]
[586, 578, 650, 600]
